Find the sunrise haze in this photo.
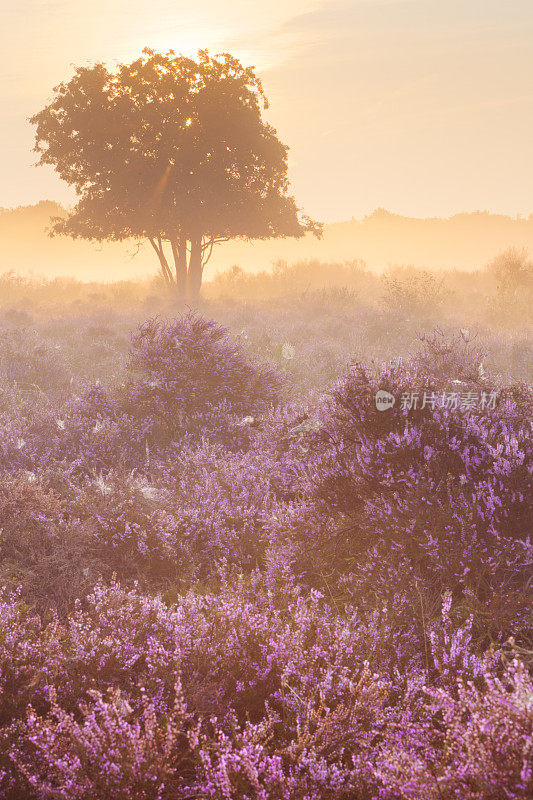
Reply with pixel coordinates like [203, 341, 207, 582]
[2, 0, 533, 223]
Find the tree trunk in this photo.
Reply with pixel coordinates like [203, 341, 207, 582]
[157, 250, 173, 286]
[170, 236, 187, 298]
[187, 236, 203, 303]
[149, 237, 173, 286]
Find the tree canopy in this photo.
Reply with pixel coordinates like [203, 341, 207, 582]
[31, 48, 322, 299]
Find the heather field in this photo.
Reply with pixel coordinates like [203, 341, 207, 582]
[0, 261, 531, 799]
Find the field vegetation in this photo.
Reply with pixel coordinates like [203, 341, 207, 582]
[0, 256, 531, 798]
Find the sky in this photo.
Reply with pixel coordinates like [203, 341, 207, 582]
[2, 0, 533, 222]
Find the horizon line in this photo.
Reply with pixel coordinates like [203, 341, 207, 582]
[2, 200, 533, 227]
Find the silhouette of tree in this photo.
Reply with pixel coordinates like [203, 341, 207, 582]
[487, 247, 532, 296]
[31, 49, 322, 300]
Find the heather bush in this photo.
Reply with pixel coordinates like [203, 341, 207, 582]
[0, 474, 101, 610]
[73, 475, 186, 585]
[0, 312, 283, 478]
[1, 582, 531, 799]
[0, 301, 530, 798]
[56, 441, 272, 589]
[0, 589, 64, 726]
[379, 655, 533, 799]
[0, 387, 152, 478]
[124, 313, 283, 438]
[270, 335, 532, 647]
[149, 441, 272, 579]
[0, 327, 71, 393]
[15, 681, 192, 800]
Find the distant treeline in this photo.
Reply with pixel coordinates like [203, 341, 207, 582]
[3, 202, 533, 280]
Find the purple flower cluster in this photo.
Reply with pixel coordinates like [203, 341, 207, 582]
[0, 314, 530, 798]
[1, 581, 531, 798]
[267, 337, 532, 648]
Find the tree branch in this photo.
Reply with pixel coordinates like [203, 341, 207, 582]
[201, 236, 215, 268]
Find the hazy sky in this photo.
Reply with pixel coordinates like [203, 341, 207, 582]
[2, 0, 533, 222]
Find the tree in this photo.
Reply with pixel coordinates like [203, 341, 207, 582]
[31, 49, 322, 300]
[487, 247, 532, 297]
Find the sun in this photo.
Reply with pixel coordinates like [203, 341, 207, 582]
[132, 26, 228, 61]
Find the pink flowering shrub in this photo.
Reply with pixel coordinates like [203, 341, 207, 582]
[60, 441, 272, 588]
[124, 313, 283, 441]
[272, 335, 532, 647]
[0, 315, 530, 798]
[0, 312, 283, 479]
[0, 474, 103, 609]
[379, 656, 533, 799]
[1, 582, 531, 799]
[0, 385, 155, 477]
[15, 681, 192, 800]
